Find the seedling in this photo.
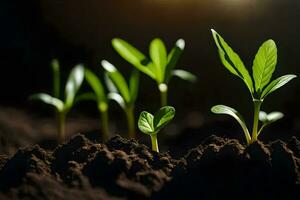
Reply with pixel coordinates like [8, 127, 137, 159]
[101, 60, 139, 138]
[138, 106, 175, 152]
[112, 38, 197, 106]
[211, 29, 296, 145]
[30, 59, 84, 143]
[76, 69, 110, 141]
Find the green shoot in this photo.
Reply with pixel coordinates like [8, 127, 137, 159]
[76, 69, 110, 141]
[112, 38, 197, 106]
[211, 29, 296, 145]
[30, 60, 84, 143]
[101, 60, 139, 138]
[138, 106, 175, 152]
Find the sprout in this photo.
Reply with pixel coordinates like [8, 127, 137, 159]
[138, 106, 175, 152]
[112, 38, 197, 106]
[211, 29, 296, 145]
[76, 69, 110, 141]
[101, 60, 139, 138]
[30, 59, 84, 143]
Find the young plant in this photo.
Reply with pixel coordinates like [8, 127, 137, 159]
[112, 38, 197, 106]
[101, 60, 139, 138]
[76, 69, 110, 141]
[30, 59, 84, 143]
[211, 29, 296, 145]
[138, 106, 175, 152]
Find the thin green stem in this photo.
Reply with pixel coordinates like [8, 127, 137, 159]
[125, 106, 135, 138]
[100, 109, 110, 141]
[56, 111, 66, 144]
[257, 124, 266, 136]
[250, 99, 263, 144]
[159, 83, 168, 107]
[150, 134, 159, 152]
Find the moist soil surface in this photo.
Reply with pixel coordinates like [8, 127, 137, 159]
[0, 133, 299, 200]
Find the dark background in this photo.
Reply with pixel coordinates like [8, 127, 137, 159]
[1, 0, 300, 136]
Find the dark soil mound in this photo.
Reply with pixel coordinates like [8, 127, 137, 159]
[154, 135, 300, 200]
[0, 134, 178, 200]
[1, 133, 299, 200]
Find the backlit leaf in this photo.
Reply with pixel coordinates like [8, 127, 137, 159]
[211, 29, 254, 94]
[138, 111, 155, 134]
[65, 64, 85, 109]
[253, 40, 277, 92]
[261, 74, 297, 99]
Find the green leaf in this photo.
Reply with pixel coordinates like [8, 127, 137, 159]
[149, 38, 167, 83]
[112, 38, 155, 79]
[107, 92, 126, 110]
[259, 111, 268, 123]
[172, 69, 197, 82]
[102, 60, 131, 103]
[104, 73, 118, 93]
[129, 69, 139, 103]
[51, 59, 60, 98]
[211, 105, 251, 144]
[153, 106, 175, 131]
[165, 39, 185, 83]
[138, 111, 155, 134]
[85, 69, 107, 103]
[266, 112, 284, 124]
[211, 29, 254, 94]
[65, 64, 85, 109]
[261, 74, 297, 99]
[253, 40, 277, 92]
[258, 111, 284, 136]
[30, 93, 64, 112]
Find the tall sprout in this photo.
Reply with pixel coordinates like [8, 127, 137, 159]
[30, 59, 84, 143]
[102, 60, 139, 138]
[211, 29, 296, 145]
[77, 69, 110, 141]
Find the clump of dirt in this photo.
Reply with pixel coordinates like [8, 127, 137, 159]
[0, 133, 299, 199]
[0, 134, 178, 200]
[153, 135, 300, 199]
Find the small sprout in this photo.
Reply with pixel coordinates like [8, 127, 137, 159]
[102, 60, 139, 138]
[211, 29, 296, 145]
[30, 60, 84, 143]
[77, 69, 110, 141]
[138, 106, 175, 152]
[112, 38, 196, 106]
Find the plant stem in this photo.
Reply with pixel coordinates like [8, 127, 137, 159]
[56, 111, 66, 144]
[159, 83, 168, 107]
[250, 99, 263, 144]
[100, 109, 110, 141]
[150, 134, 159, 152]
[125, 106, 135, 138]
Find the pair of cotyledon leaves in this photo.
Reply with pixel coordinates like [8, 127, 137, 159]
[112, 38, 197, 84]
[30, 62, 84, 113]
[211, 105, 284, 136]
[138, 106, 175, 135]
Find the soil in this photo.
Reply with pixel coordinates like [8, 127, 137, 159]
[0, 107, 101, 155]
[0, 132, 299, 200]
[0, 134, 178, 200]
[155, 135, 300, 199]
